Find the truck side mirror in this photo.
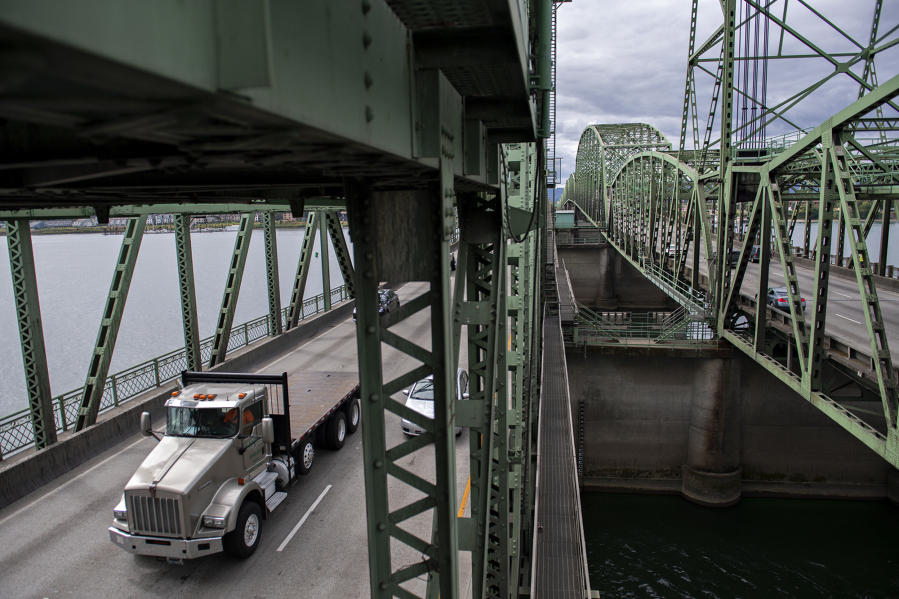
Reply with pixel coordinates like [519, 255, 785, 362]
[140, 412, 152, 436]
[261, 418, 275, 444]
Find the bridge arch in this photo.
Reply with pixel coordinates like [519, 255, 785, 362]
[565, 123, 672, 226]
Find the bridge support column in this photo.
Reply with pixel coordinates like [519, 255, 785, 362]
[682, 357, 742, 507]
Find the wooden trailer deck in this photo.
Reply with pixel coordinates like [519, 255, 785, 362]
[284, 371, 360, 443]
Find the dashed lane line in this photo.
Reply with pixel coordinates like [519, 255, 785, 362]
[835, 313, 862, 325]
[277, 484, 332, 552]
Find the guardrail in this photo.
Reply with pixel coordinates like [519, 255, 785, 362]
[0, 286, 350, 457]
[568, 303, 714, 348]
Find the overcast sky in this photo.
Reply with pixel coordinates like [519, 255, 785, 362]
[553, 0, 899, 191]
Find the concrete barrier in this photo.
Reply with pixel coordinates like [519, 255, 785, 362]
[0, 300, 355, 510]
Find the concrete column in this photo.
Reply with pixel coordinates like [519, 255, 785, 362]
[889, 468, 899, 507]
[595, 244, 618, 308]
[682, 357, 742, 506]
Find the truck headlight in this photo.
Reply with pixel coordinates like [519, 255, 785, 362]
[114, 508, 127, 520]
[203, 516, 226, 528]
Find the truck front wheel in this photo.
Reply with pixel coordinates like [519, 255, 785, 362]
[224, 501, 262, 558]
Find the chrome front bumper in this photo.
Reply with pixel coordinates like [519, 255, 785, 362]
[109, 527, 223, 559]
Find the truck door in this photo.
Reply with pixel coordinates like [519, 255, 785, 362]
[241, 401, 267, 473]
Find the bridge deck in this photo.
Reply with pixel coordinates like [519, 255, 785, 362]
[534, 310, 589, 598]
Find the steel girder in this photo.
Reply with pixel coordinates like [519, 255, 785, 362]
[569, 75, 899, 469]
[174, 214, 202, 372]
[262, 213, 283, 337]
[208, 213, 253, 368]
[286, 210, 321, 330]
[324, 211, 356, 300]
[6, 220, 55, 451]
[74, 216, 146, 431]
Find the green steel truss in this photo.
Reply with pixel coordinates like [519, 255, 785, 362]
[208, 214, 254, 368]
[6, 220, 55, 451]
[286, 210, 321, 330]
[174, 215, 202, 372]
[263, 212, 283, 337]
[563, 0, 899, 469]
[75, 216, 146, 431]
[0, 2, 553, 595]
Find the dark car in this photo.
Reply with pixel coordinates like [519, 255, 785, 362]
[766, 287, 806, 313]
[728, 250, 741, 268]
[353, 289, 400, 322]
[749, 245, 760, 263]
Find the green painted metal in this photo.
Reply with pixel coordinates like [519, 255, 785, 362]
[74, 216, 146, 431]
[208, 213, 253, 368]
[6, 220, 55, 451]
[319, 210, 331, 312]
[324, 210, 356, 299]
[174, 215, 201, 372]
[286, 211, 319, 330]
[263, 212, 283, 336]
[564, 1, 899, 471]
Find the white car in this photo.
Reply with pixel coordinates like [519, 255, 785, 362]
[401, 368, 469, 436]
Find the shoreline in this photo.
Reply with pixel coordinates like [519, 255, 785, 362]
[0, 221, 349, 236]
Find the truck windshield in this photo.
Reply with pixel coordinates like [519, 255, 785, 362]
[166, 407, 239, 438]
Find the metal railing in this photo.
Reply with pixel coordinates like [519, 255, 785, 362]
[568, 303, 714, 348]
[0, 286, 350, 457]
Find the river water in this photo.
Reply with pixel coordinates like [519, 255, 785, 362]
[0, 227, 350, 417]
[583, 493, 899, 598]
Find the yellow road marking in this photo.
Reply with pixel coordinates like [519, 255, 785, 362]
[458, 476, 472, 518]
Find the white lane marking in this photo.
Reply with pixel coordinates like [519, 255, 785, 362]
[277, 484, 332, 552]
[0, 436, 149, 528]
[835, 313, 862, 325]
[833, 291, 852, 298]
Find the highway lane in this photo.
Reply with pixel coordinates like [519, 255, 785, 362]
[676, 240, 899, 352]
[0, 280, 476, 599]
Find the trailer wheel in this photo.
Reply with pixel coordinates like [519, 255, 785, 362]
[343, 397, 360, 434]
[223, 501, 262, 558]
[327, 411, 347, 450]
[296, 438, 314, 475]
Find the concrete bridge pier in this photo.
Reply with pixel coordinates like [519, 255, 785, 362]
[682, 358, 743, 507]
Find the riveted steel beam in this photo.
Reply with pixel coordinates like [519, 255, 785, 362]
[263, 212, 282, 336]
[324, 210, 355, 299]
[174, 214, 201, 372]
[319, 209, 331, 312]
[6, 219, 55, 450]
[75, 216, 146, 431]
[286, 210, 319, 330]
[208, 213, 253, 367]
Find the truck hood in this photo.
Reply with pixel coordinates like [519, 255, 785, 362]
[126, 436, 232, 495]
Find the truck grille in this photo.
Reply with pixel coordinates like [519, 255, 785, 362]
[128, 494, 182, 536]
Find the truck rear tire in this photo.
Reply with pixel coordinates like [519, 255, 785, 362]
[296, 438, 314, 475]
[343, 397, 360, 434]
[223, 501, 262, 558]
[327, 411, 347, 450]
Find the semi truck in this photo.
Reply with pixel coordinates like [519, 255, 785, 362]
[109, 370, 360, 561]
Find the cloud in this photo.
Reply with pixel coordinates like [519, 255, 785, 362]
[552, 0, 899, 192]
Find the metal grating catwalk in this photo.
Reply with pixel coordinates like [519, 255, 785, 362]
[533, 307, 591, 598]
